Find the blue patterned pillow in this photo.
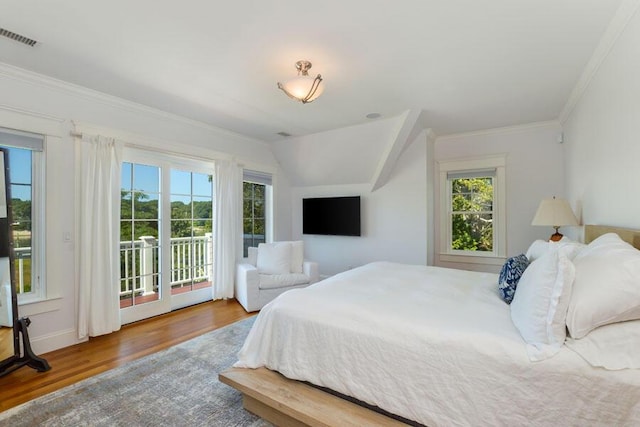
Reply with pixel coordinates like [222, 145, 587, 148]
[498, 254, 530, 304]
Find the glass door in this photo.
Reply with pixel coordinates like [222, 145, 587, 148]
[119, 161, 168, 324]
[169, 168, 213, 310]
[118, 151, 215, 325]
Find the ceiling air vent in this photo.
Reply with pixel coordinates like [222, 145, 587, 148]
[276, 131, 292, 137]
[0, 28, 38, 47]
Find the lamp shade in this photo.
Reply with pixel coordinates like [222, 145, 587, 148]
[531, 198, 579, 227]
[278, 75, 324, 103]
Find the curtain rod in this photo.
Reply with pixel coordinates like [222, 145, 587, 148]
[70, 131, 236, 165]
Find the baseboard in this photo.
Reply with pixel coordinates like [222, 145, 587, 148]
[29, 327, 86, 355]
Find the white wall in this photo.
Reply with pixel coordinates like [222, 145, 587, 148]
[563, 7, 640, 231]
[271, 118, 397, 187]
[0, 64, 279, 354]
[434, 123, 566, 272]
[291, 131, 428, 276]
[272, 171, 293, 241]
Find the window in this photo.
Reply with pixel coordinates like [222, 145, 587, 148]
[243, 170, 272, 257]
[450, 171, 494, 252]
[0, 129, 45, 302]
[438, 155, 506, 262]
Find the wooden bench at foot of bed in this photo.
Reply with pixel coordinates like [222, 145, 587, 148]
[219, 367, 409, 427]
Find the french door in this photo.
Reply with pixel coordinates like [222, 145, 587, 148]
[119, 150, 215, 324]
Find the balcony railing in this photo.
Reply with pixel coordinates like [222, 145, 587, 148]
[119, 233, 213, 299]
[14, 247, 30, 294]
[15, 233, 214, 297]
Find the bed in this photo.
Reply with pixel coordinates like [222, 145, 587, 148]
[221, 225, 640, 426]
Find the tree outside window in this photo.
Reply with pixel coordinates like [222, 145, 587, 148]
[243, 182, 266, 256]
[450, 177, 494, 252]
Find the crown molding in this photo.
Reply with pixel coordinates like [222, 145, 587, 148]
[436, 120, 561, 142]
[0, 62, 268, 146]
[0, 103, 65, 123]
[559, 0, 640, 124]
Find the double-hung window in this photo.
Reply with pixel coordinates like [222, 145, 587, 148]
[0, 128, 45, 302]
[438, 155, 506, 263]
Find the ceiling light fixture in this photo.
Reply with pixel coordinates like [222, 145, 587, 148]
[277, 60, 324, 104]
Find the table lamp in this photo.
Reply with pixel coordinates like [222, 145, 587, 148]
[531, 197, 579, 241]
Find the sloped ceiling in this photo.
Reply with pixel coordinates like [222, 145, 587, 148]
[271, 116, 401, 187]
[0, 0, 623, 143]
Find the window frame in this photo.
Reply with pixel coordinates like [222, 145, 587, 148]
[242, 170, 272, 257]
[0, 128, 46, 304]
[438, 155, 506, 265]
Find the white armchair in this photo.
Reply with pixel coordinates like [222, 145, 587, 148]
[235, 241, 319, 312]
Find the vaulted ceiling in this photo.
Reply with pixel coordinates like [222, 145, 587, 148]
[0, 1, 623, 142]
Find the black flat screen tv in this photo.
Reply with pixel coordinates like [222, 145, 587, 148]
[302, 196, 361, 236]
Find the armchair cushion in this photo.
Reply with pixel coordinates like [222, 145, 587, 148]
[256, 242, 291, 274]
[259, 273, 310, 289]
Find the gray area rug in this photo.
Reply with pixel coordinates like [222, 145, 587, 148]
[0, 317, 272, 427]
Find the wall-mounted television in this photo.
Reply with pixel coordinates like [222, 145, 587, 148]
[302, 196, 361, 236]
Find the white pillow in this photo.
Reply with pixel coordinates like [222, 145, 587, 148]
[565, 320, 640, 370]
[525, 239, 551, 262]
[256, 242, 292, 274]
[556, 240, 585, 260]
[525, 238, 585, 262]
[566, 233, 640, 339]
[290, 240, 304, 274]
[511, 248, 575, 361]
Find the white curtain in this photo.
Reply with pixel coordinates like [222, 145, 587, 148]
[213, 160, 242, 299]
[77, 134, 122, 339]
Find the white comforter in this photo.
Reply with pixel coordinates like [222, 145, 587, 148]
[235, 262, 640, 426]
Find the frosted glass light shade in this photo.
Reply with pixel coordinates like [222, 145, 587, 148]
[278, 75, 324, 103]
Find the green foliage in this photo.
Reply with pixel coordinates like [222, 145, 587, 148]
[170, 199, 212, 238]
[11, 198, 32, 234]
[243, 182, 265, 235]
[451, 178, 494, 251]
[121, 191, 156, 240]
[14, 257, 31, 294]
[121, 190, 213, 241]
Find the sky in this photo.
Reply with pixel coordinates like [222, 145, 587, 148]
[8, 147, 31, 201]
[121, 162, 213, 201]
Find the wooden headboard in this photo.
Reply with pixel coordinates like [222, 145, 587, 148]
[584, 225, 640, 250]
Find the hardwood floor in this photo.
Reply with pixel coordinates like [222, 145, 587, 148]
[0, 298, 253, 412]
[0, 327, 13, 361]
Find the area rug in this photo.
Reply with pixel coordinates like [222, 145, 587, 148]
[0, 317, 272, 426]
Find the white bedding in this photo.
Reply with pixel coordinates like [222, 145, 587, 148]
[235, 262, 640, 426]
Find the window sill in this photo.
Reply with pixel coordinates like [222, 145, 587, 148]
[18, 296, 63, 317]
[438, 253, 506, 266]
